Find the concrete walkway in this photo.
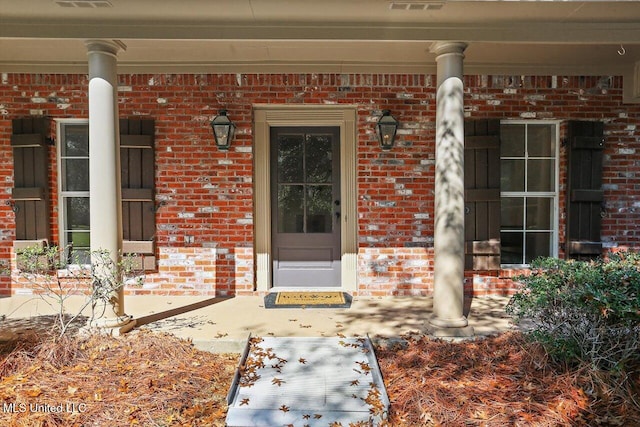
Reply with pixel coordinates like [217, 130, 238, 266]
[1, 294, 517, 353]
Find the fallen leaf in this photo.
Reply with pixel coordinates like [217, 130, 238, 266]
[272, 377, 285, 386]
[26, 388, 42, 397]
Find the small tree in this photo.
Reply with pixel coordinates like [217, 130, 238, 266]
[14, 245, 143, 338]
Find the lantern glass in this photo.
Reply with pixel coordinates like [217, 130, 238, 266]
[211, 110, 236, 150]
[376, 110, 398, 150]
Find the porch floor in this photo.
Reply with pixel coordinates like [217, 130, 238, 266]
[1, 294, 516, 353]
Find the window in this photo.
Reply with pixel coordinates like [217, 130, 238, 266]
[57, 120, 90, 264]
[500, 121, 559, 265]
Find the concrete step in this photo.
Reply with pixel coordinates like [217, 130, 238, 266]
[226, 336, 389, 427]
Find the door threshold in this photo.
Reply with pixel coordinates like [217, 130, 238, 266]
[269, 287, 344, 293]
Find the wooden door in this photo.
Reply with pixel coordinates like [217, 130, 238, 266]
[271, 127, 341, 287]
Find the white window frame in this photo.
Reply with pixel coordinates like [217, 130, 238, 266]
[500, 120, 560, 267]
[56, 119, 90, 265]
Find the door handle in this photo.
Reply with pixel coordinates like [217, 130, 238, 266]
[335, 211, 341, 219]
[334, 200, 340, 206]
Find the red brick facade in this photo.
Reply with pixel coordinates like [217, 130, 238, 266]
[1, 73, 639, 296]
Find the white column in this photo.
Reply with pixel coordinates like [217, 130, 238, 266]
[429, 41, 473, 337]
[85, 40, 134, 331]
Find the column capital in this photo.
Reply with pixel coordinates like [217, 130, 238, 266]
[85, 39, 127, 57]
[429, 41, 468, 57]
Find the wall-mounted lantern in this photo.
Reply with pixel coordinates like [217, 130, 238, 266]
[376, 110, 398, 150]
[210, 109, 236, 150]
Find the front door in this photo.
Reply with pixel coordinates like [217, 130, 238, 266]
[271, 126, 341, 287]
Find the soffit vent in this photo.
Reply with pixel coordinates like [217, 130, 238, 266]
[389, 1, 444, 10]
[54, 0, 113, 8]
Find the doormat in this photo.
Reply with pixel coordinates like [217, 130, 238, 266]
[264, 292, 352, 309]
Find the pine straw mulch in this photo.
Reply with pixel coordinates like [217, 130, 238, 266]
[0, 330, 239, 427]
[376, 332, 640, 426]
[0, 329, 638, 427]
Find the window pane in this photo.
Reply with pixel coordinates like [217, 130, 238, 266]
[278, 185, 304, 233]
[527, 124, 555, 157]
[65, 196, 90, 264]
[305, 134, 332, 183]
[66, 231, 90, 250]
[526, 198, 552, 230]
[65, 197, 90, 230]
[527, 159, 555, 192]
[306, 185, 332, 233]
[62, 159, 89, 191]
[62, 125, 89, 157]
[501, 232, 523, 264]
[277, 135, 304, 183]
[501, 197, 524, 230]
[67, 244, 90, 265]
[525, 232, 552, 264]
[501, 159, 525, 192]
[500, 124, 525, 157]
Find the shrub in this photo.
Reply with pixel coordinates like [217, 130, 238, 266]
[506, 253, 640, 376]
[14, 245, 144, 338]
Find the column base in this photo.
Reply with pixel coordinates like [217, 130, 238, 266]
[431, 325, 475, 338]
[429, 315, 475, 337]
[81, 315, 137, 336]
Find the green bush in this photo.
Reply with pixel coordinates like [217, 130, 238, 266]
[506, 253, 640, 374]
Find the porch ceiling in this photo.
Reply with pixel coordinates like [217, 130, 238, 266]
[1, 0, 640, 78]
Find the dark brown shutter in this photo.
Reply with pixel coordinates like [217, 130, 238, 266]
[120, 118, 156, 270]
[464, 119, 501, 270]
[565, 120, 604, 259]
[11, 117, 51, 243]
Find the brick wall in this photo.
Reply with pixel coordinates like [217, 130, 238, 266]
[1, 73, 639, 296]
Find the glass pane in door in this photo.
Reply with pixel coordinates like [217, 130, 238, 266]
[277, 135, 304, 183]
[305, 134, 332, 183]
[277, 185, 304, 233]
[306, 185, 332, 233]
